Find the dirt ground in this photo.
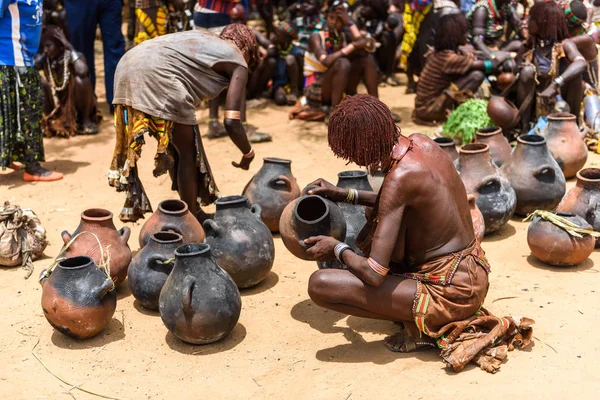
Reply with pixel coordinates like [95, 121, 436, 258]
[2, 53, 600, 399]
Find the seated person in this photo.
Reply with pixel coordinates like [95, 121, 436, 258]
[284, 0, 325, 50]
[302, 94, 532, 371]
[515, 1, 587, 134]
[467, 0, 524, 58]
[413, 13, 511, 124]
[36, 26, 98, 136]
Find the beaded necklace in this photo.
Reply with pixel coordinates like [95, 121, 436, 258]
[324, 30, 344, 54]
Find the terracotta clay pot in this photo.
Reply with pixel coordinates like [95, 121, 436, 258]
[540, 113, 588, 179]
[433, 137, 459, 163]
[475, 126, 511, 167]
[527, 212, 595, 266]
[501, 135, 566, 216]
[319, 171, 372, 269]
[557, 168, 600, 242]
[203, 195, 275, 288]
[279, 195, 347, 261]
[139, 199, 205, 248]
[487, 96, 518, 131]
[62, 209, 132, 286]
[468, 195, 485, 243]
[128, 231, 183, 310]
[243, 158, 301, 232]
[497, 72, 516, 91]
[159, 243, 241, 344]
[456, 143, 516, 233]
[40, 256, 116, 339]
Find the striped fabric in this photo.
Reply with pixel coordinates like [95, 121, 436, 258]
[0, 0, 43, 67]
[198, 0, 237, 14]
[415, 50, 474, 111]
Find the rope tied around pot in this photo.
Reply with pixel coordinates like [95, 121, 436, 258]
[39, 231, 115, 291]
[523, 210, 600, 238]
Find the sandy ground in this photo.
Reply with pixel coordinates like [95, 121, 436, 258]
[2, 52, 600, 399]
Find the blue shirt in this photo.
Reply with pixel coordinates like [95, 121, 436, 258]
[0, 0, 43, 67]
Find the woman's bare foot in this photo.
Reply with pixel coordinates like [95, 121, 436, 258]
[23, 163, 64, 182]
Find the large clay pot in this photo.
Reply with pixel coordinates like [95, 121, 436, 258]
[159, 243, 241, 344]
[61, 209, 132, 286]
[557, 168, 600, 238]
[487, 96, 518, 131]
[527, 212, 595, 266]
[497, 72, 516, 91]
[128, 231, 183, 310]
[139, 199, 205, 248]
[319, 171, 372, 269]
[40, 256, 116, 339]
[203, 195, 275, 288]
[501, 135, 566, 216]
[475, 126, 511, 167]
[455, 143, 516, 233]
[243, 158, 301, 232]
[540, 113, 588, 179]
[279, 195, 346, 261]
[468, 195, 485, 243]
[433, 137, 459, 163]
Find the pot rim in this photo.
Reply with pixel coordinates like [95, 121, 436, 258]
[81, 208, 113, 221]
[294, 195, 330, 225]
[216, 195, 249, 206]
[264, 157, 292, 165]
[151, 231, 183, 244]
[460, 143, 489, 154]
[476, 126, 502, 136]
[175, 243, 210, 257]
[576, 167, 600, 183]
[338, 170, 368, 179]
[554, 211, 576, 218]
[158, 199, 189, 216]
[547, 112, 576, 121]
[58, 256, 94, 270]
[433, 137, 455, 147]
[517, 134, 546, 146]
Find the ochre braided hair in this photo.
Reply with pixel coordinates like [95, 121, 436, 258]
[220, 23, 258, 69]
[328, 94, 400, 171]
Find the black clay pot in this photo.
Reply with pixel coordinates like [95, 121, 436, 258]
[243, 158, 301, 232]
[138, 199, 205, 248]
[128, 231, 183, 310]
[319, 171, 372, 269]
[501, 135, 566, 216]
[40, 256, 116, 339]
[279, 195, 347, 261]
[159, 243, 241, 344]
[203, 195, 275, 288]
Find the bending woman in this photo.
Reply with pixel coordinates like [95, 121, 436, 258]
[108, 24, 257, 222]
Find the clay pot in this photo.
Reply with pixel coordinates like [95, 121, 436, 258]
[318, 171, 372, 269]
[139, 199, 205, 248]
[203, 195, 275, 288]
[540, 113, 588, 179]
[159, 243, 241, 344]
[456, 143, 516, 233]
[475, 126, 511, 167]
[128, 231, 183, 310]
[501, 135, 566, 216]
[527, 212, 595, 266]
[243, 158, 301, 232]
[40, 256, 116, 339]
[62, 209, 132, 286]
[557, 168, 600, 238]
[279, 195, 347, 261]
[487, 96, 518, 131]
[433, 137, 459, 163]
[497, 72, 516, 91]
[468, 195, 485, 244]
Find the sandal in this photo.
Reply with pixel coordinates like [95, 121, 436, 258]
[384, 331, 436, 353]
[23, 171, 64, 182]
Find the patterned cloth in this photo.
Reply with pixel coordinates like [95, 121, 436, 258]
[0, 66, 45, 169]
[108, 105, 219, 221]
[399, 2, 432, 71]
[466, 0, 506, 44]
[134, 5, 168, 45]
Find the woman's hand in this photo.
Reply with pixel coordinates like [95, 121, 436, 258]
[540, 81, 559, 101]
[304, 236, 340, 261]
[53, 28, 72, 50]
[307, 178, 346, 201]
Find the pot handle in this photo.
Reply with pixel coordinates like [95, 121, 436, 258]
[202, 219, 221, 237]
[95, 278, 115, 300]
[161, 224, 184, 236]
[467, 193, 477, 206]
[534, 164, 556, 179]
[270, 175, 292, 190]
[118, 226, 131, 244]
[475, 176, 501, 194]
[182, 276, 196, 318]
[149, 255, 175, 274]
[61, 230, 72, 245]
[39, 269, 50, 286]
[579, 125, 589, 140]
[250, 204, 262, 220]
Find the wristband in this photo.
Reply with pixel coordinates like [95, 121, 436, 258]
[484, 59, 493, 74]
[243, 148, 254, 159]
[334, 242, 354, 265]
[70, 51, 81, 63]
[224, 110, 241, 120]
[554, 76, 565, 87]
[341, 44, 355, 56]
[344, 188, 358, 204]
[367, 257, 389, 276]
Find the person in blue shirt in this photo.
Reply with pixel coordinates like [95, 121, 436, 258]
[0, 0, 63, 181]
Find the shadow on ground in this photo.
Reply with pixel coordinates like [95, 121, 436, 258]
[165, 322, 246, 355]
